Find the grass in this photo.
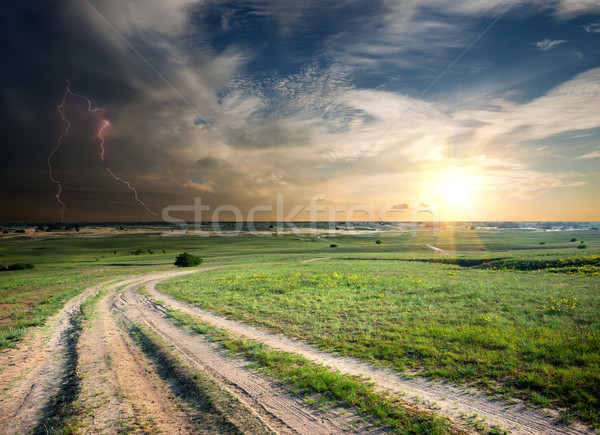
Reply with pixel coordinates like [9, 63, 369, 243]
[0, 269, 103, 348]
[165, 308, 455, 434]
[2, 226, 599, 429]
[159, 232, 600, 427]
[0, 230, 213, 349]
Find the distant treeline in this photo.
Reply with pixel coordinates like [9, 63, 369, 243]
[1, 221, 599, 231]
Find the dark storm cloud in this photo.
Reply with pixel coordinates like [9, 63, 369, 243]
[0, 0, 230, 220]
[0, 1, 162, 220]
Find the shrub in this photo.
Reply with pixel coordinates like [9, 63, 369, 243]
[570, 238, 577, 242]
[375, 239, 383, 245]
[1, 263, 34, 271]
[131, 249, 144, 255]
[174, 252, 203, 267]
[577, 244, 587, 249]
[539, 242, 546, 245]
[330, 243, 338, 248]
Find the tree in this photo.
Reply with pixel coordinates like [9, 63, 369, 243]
[375, 239, 382, 245]
[174, 252, 203, 267]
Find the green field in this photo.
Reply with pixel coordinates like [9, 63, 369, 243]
[1, 226, 599, 428]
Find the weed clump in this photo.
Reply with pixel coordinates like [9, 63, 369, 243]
[174, 252, 203, 267]
[543, 295, 576, 314]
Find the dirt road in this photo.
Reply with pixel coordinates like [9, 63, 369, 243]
[0, 270, 376, 434]
[424, 244, 449, 254]
[0, 268, 594, 434]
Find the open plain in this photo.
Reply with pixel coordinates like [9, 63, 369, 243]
[1, 226, 599, 434]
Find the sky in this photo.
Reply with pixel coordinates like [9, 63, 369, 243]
[1, 0, 599, 222]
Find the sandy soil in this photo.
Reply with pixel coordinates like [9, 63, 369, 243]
[301, 257, 332, 263]
[75, 278, 200, 433]
[424, 244, 449, 254]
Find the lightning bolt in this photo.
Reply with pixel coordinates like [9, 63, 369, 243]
[98, 119, 109, 162]
[49, 79, 156, 220]
[48, 83, 73, 221]
[105, 168, 156, 215]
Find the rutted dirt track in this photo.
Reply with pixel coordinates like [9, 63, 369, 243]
[0, 268, 594, 434]
[0, 284, 100, 433]
[0, 270, 375, 434]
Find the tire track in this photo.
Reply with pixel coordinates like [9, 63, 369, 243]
[110, 276, 374, 434]
[0, 271, 199, 434]
[76, 276, 200, 433]
[0, 285, 99, 434]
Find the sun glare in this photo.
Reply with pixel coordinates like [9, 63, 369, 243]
[441, 174, 472, 207]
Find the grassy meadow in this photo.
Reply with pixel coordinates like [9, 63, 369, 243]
[158, 228, 600, 427]
[1, 225, 599, 427]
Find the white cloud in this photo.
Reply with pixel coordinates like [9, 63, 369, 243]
[574, 150, 600, 159]
[184, 180, 217, 193]
[456, 68, 600, 144]
[534, 39, 567, 51]
[583, 22, 600, 32]
[552, 0, 600, 18]
[85, 0, 193, 37]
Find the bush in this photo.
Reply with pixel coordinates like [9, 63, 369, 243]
[1, 263, 34, 272]
[539, 242, 546, 245]
[11, 263, 34, 270]
[174, 252, 203, 267]
[570, 238, 577, 242]
[375, 239, 383, 245]
[330, 243, 338, 248]
[577, 243, 587, 249]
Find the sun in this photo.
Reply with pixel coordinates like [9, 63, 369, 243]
[441, 173, 472, 207]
